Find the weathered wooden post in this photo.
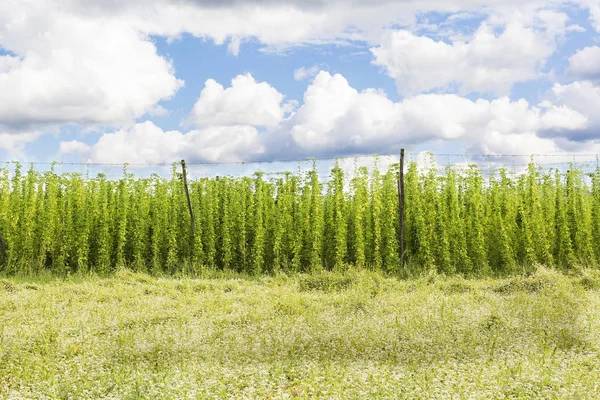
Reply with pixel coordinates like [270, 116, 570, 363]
[181, 160, 195, 236]
[398, 149, 405, 269]
[181, 160, 195, 273]
[0, 233, 6, 264]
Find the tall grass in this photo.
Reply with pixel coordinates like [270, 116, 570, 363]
[1, 268, 599, 398]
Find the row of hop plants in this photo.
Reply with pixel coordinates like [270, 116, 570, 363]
[0, 156, 599, 277]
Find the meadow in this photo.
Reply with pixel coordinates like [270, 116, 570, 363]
[2, 267, 600, 399]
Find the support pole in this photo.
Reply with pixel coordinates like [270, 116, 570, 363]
[181, 160, 195, 236]
[0, 233, 6, 264]
[398, 149, 405, 268]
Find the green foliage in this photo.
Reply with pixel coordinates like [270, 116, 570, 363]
[349, 165, 368, 268]
[1, 269, 598, 398]
[0, 156, 599, 276]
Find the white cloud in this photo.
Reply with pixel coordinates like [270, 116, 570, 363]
[538, 102, 588, 130]
[279, 71, 594, 157]
[0, 55, 20, 73]
[55, 0, 586, 47]
[58, 140, 91, 156]
[0, 1, 183, 131]
[0, 132, 41, 156]
[3, 0, 597, 163]
[567, 46, 600, 80]
[227, 36, 245, 56]
[184, 125, 265, 162]
[371, 31, 464, 95]
[61, 121, 264, 164]
[470, 132, 559, 156]
[579, 0, 600, 31]
[0, 0, 594, 138]
[294, 65, 324, 81]
[188, 74, 295, 128]
[551, 81, 600, 112]
[542, 80, 600, 139]
[593, 7, 600, 31]
[371, 19, 558, 96]
[147, 105, 171, 117]
[62, 72, 600, 164]
[83, 122, 186, 164]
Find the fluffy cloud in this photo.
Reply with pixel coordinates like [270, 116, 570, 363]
[6, 0, 599, 163]
[63, 71, 599, 163]
[55, 0, 593, 46]
[0, 1, 187, 140]
[0, 0, 595, 133]
[58, 141, 91, 156]
[278, 71, 592, 157]
[61, 121, 264, 164]
[0, 2, 183, 132]
[567, 46, 600, 81]
[294, 65, 324, 81]
[4, 0, 587, 60]
[0, 132, 41, 156]
[188, 74, 295, 128]
[61, 73, 293, 164]
[371, 18, 561, 96]
[541, 80, 600, 140]
[578, 0, 600, 31]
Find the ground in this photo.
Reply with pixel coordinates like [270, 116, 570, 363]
[1, 268, 600, 399]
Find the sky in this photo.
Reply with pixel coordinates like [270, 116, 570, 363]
[1, 0, 600, 171]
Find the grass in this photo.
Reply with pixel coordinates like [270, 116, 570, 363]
[1, 267, 600, 399]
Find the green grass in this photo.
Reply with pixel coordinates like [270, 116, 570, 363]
[1, 268, 600, 399]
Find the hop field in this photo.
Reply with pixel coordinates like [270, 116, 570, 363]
[1, 156, 599, 277]
[2, 156, 600, 397]
[1, 268, 600, 399]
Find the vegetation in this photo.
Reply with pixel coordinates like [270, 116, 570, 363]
[0, 156, 599, 277]
[1, 267, 600, 398]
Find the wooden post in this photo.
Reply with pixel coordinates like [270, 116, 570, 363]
[398, 149, 405, 268]
[181, 160, 195, 236]
[0, 233, 6, 263]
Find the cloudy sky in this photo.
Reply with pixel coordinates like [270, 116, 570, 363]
[1, 0, 600, 166]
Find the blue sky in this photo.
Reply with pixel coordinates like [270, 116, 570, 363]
[147, 36, 396, 131]
[1, 0, 600, 171]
